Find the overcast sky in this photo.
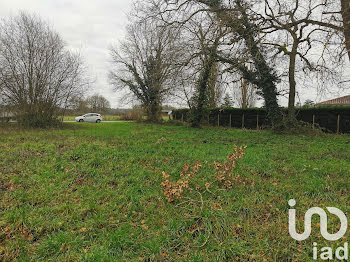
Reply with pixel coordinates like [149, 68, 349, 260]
[0, 0, 133, 108]
[0, 1, 348, 108]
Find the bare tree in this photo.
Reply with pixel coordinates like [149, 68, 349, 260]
[137, 0, 347, 128]
[258, 0, 344, 122]
[67, 97, 89, 115]
[109, 17, 181, 122]
[147, 0, 283, 125]
[191, 42, 220, 127]
[232, 78, 257, 108]
[341, 0, 350, 59]
[87, 94, 111, 113]
[0, 12, 87, 127]
[180, 14, 228, 126]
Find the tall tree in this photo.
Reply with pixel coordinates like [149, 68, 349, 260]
[191, 43, 219, 127]
[67, 97, 89, 115]
[208, 62, 222, 108]
[109, 19, 180, 122]
[260, 0, 344, 122]
[235, 78, 257, 108]
[0, 12, 87, 127]
[158, 0, 283, 125]
[187, 18, 227, 127]
[211, 0, 282, 124]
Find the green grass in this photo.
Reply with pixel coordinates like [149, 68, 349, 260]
[62, 115, 170, 121]
[0, 122, 349, 261]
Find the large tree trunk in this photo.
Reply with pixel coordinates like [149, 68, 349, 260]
[146, 97, 162, 122]
[208, 62, 219, 108]
[241, 78, 248, 109]
[287, 41, 298, 123]
[341, 0, 350, 60]
[191, 49, 217, 128]
[242, 34, 282, 125]
[238, 6, 282, 125]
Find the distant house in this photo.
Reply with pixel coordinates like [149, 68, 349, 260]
[317, 95, 350, 106]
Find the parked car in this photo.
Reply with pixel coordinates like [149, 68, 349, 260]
[75, 113, 102, 123]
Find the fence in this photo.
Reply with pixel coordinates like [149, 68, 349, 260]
[172, 107, 350, 133]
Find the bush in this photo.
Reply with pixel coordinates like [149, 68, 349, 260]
[0, 117, 10, 123]
[17, 114, 62, 128]
[272, 120, 325, 135]
[119, 108, 144, 121]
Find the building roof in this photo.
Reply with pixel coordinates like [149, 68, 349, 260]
[317, 95, 350, 105]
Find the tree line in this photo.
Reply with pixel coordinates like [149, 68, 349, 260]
[66, 94, 111, 115]
[0, 1, 349, 128]
[109, 0, 349, 128]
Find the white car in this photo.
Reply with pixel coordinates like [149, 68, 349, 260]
[75, 113, 102, 123]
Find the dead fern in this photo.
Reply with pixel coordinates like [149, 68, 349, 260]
[161, 146, 247, 202]
[214, 146, 247, 189]
[161, 162, 201, 202]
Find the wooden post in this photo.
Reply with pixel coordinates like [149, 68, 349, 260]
[312, 115, 315, 130]
[337, 114, 340, 134]
[256, 114, 259, 130]
[181, 114, 184, 123]
[242, 114, 245, 129]
[229, 114, 232, 128]
[217, 113, 220, 127]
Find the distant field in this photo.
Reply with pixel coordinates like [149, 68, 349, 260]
[62, 115, 170, 121]
[0, 123, 349, 261]
[62, 115, 122, 121]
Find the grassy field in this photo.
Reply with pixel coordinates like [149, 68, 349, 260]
[62, 115, 122, 121]
[62, 115, 170, 122]
[0, 122, 349, 261]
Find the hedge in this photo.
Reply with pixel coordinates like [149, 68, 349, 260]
[172, 106, 350, 133]
[0, 116, 11, 123]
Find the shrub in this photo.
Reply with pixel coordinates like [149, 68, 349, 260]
[17, 114, 62, 128]
[119, 108, 144, 121]
[0, 117, 10, 123]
